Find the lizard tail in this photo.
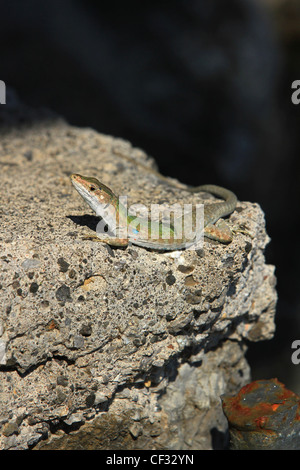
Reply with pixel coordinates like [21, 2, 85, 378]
[192, 184, 237, 221]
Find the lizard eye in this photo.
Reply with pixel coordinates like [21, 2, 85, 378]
[90, 186, 96, 191]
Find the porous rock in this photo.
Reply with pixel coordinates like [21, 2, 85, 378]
[0, 99, 277, 449]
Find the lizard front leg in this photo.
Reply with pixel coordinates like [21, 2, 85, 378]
[81, 233, 129, 247]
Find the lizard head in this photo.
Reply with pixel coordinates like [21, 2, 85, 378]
[70, 174, 117, 216]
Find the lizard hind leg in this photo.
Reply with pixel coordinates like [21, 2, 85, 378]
[203, 219, 233, 244]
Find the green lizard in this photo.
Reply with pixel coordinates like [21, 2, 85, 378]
[70, 173, 237, 251]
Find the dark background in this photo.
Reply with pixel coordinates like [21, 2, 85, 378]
[0, 0, 299, 392]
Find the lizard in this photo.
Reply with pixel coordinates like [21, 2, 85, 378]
[70, 172, 237, 251]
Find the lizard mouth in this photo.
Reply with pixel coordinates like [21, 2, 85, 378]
[71, 175, 114, 218]
[71, 176, 97, 209]
[70, 173, 81, 183]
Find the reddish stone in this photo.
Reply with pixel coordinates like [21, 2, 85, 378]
[222, 378, 300, 449]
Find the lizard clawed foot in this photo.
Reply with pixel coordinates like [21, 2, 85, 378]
[203, 220, 253, 243]
[81, 232, 129, 247]
[231, 224, 254, 239]
[81, 233, 102, 242]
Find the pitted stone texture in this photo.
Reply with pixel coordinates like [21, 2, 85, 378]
[0, 101, 276, 449]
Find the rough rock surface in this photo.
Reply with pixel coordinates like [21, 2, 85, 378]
[0, 100, 277, 449]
